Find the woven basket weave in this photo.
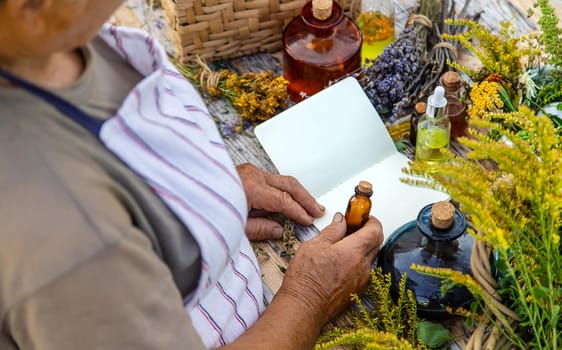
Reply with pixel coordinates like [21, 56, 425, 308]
[465, 239, 521, 350]
[161, 0, 353, 62]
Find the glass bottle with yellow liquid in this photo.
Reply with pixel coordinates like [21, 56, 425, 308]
[353, 0, 395, 64]
[415, 86, 450, 166]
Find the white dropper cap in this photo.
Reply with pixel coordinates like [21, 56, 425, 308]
[426, 86, 447, 117]
[429, 86, 447, 108]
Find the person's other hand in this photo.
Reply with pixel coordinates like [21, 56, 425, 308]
[236, 163, 325, 241]
[277, 213, 384, 325]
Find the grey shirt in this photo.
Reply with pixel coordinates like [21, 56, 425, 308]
[0, 37, 205, 349]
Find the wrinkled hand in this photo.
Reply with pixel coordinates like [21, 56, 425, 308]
[236, 163, 325, 241]
[277, 213, 384, 325]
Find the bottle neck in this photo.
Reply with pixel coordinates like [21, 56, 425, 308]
[302, 1, 343, 29]
[416, 203, 467, 241]
[426, 103, 446, 119]
[444, 84, 465, 103]
[444, 93, 456, 102]
[425, 89, 447, 120]
[355, 187, 373, 197]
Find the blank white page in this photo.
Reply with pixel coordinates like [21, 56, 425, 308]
[254, 77, 448, 239]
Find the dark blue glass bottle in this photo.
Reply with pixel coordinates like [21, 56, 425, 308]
[377, 201, 474, 318]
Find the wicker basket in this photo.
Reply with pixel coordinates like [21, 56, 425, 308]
[161, 0, 353, 62]
[465, 239, 521, 350]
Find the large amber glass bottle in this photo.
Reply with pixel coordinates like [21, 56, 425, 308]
[283, 0, 362, 102]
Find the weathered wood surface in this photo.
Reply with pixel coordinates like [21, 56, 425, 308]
[113, 0, 556, 347]
[188, 0, 549, 311]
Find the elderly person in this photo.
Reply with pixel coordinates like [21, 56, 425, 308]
[0, 1, 383, 349]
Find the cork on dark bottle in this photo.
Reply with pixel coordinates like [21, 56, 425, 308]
[431, 201, 455, 229]
[344, 180, 373, 235]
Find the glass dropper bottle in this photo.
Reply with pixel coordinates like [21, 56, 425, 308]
[415, 86, 451, 166]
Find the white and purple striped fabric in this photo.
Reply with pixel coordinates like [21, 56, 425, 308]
[97, 25, 264, 348]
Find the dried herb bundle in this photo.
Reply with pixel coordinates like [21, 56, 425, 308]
[174, 58, 289, 133]
[358, 0, 478, 123]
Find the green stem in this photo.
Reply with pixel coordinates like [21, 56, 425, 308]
[541, 209, 558, 350]
[498, 84, 516, 112]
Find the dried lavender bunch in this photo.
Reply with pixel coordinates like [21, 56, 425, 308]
[358, 0, 477, 124]
[358, 27, 423, 123]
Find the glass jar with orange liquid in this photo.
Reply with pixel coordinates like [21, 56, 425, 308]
[353, 0, 395, 64]
[283, 0, 362, 102]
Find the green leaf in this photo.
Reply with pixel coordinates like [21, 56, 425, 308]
[395, 140, 408, 152]
[531, 286, 550, 299]
[552, 305, 560, 327]
[498, 83, 516, 112]
[417, 321, 451, 348]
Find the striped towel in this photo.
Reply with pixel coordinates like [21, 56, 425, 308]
[98, 24, 264, 349]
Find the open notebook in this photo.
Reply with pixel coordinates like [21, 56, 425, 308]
[254, 77, 448, 240]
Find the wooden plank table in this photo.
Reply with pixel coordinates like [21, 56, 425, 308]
[113, 0, 557, 347]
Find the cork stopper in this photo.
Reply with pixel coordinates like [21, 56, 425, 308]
[414, 101, 427, 115]
[442, 71, 462, 91]
[357, 180, 373, 195]
[431, 201, 455, 229]
[312, 0, 333, 20]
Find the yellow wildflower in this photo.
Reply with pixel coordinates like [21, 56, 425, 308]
[491, 228, 510, 251]
[468, 81, 504, 119]
[403, 101, 562, 349]
[174, 61, 289, 132]
[410, 264, 485, 299]
[445, 306, 488, 323]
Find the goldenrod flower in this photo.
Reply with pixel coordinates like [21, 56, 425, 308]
[468, 81, 504, 119]
[174, 61, 289, 133]
[403, 104, 562, 349]
[411, 264, 485, 299]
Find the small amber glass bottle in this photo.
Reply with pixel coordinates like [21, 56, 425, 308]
[344, 180, 373, 235]
[442, 71, 468, 139]
[283, 0, 362, 102]
[409, 101, 426, 145]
